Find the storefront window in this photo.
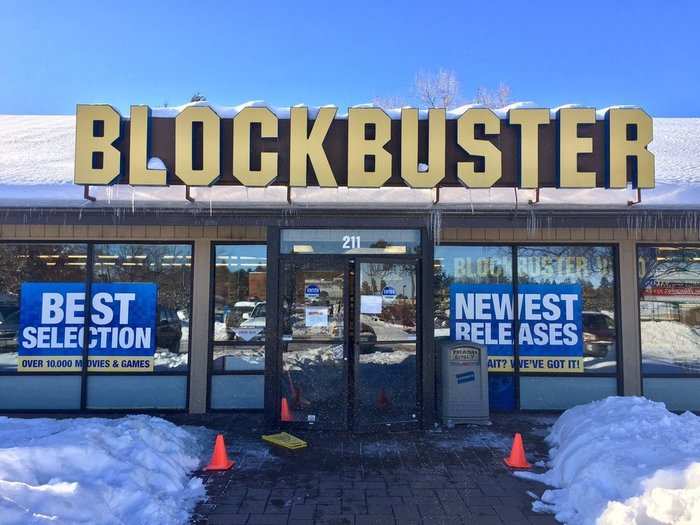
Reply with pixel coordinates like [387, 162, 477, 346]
[86, 243, 192, 409]
[517, 246, 617, 374]
[639, 246, 700, 410]
[435, 244, 619, 411]
[210, 244, 267, 409]
[0, 243, 87, 409]
[517, 245, 618, 410]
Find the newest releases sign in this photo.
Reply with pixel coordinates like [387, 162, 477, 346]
[450, 283, 583, 373]
[18, 282, 157, 372]
[73, 104, 654, 190]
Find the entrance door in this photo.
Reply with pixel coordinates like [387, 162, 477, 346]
[278, 257, 419, 430]
[353, 260, 419, 430]
[279, 257, 348, 429]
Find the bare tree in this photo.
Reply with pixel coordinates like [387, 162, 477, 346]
[190, 92, 206, 102]
[371, 95, 407, 109]
[473, 82, 511, 108]
[414, 69, 460, 108]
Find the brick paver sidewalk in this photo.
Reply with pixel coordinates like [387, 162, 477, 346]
[188, 414, 560, 525]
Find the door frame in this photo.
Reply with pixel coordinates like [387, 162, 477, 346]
[352, 256, 422, 432]
[274, 253, 422, 431]
[278, 254, 351, 430]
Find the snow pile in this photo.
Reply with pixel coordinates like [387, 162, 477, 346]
[518, 396, 700, 525]
[0, 416, 206, 524]
[640, 320, 700, 370]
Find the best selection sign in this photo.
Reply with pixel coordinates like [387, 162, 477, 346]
[18, 282, 157, 372]
[73, 104, 654, 190]
[450, 283, 583, 373]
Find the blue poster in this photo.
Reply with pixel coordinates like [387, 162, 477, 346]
[18, 282, 157, 372]
[450, 283, 583, 373]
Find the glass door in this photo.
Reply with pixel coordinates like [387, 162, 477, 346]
[354, 260, 419, 429]
[279, 257, 348, 429]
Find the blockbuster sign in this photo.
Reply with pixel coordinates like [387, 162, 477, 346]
[450, 283, 583, 372]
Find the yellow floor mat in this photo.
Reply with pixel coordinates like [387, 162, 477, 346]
[261, 432, 308, 450]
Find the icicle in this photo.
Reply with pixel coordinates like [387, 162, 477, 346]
[428, 207, 442, 246]
[468, 188, 474, 214]
[131, 188, 135, 214]
[526, 208, 537, 237]
[209, 198, 213, 217]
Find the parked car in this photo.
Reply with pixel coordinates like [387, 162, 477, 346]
[582, 311, 616, 357]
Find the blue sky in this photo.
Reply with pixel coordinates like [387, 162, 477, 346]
[1, 0, 698, 116]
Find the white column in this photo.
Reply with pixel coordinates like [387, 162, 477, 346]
[618, 239, 642, 396]
[188, 239, 211, 413]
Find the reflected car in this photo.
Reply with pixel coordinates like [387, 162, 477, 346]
[582, 311, 616, 358]
[358, 322, 378, 353]
[231, 302, 267, 341]
[157, 307, 183, 353]
[225, 301, 260, 337]
[0, 307, 19, 352]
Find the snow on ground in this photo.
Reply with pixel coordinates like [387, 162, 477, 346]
[640, 320, 700, 372]
[0, 416, 206, 525]
[517, 396, 700, 525]
[154, 350, 189, 369]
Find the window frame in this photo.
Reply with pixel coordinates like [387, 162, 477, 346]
[208, 241, 267, 412]
[434, 241, 623, 409]
[0, 240, 194, 413]
[637, 243, 700, 380]
[0, 240, 89, 379]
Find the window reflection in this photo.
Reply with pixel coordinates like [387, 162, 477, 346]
[213, 245, 267, 342]
[0, 244, 87, 373]
[92, 244, 192, 372]
[639, 246, 700, 374]
[434, 245, 617, 374]
[518, 246, 617, 373]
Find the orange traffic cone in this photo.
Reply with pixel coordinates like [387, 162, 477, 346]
[504, 433, 531, 469]
[204, 434, 235, 471]
[281, 397, 294, 422]
[376, 387, 391, 410]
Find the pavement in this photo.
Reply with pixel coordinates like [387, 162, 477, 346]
[182, 413, 561, 525]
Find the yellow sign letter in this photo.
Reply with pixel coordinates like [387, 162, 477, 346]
[457, 108, 502, 188]
[607, 108, 654, 188]
[347, 108, 392, 188]
[74, 104, 121, 185]
[233, 107, 279, 187]
[508, 108, 549, 188]
[558, 108, 596, 188]
[290, 107, 337, 187]
[129, 105, 166, 186]
[175, 106, 221, 186]
[401, 108, 446, 188]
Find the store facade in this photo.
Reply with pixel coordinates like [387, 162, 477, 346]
[0, 103, 697, 428]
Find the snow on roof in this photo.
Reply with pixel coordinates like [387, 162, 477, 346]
[0, 106, 698, 210]
[148, 100, 631, 120]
